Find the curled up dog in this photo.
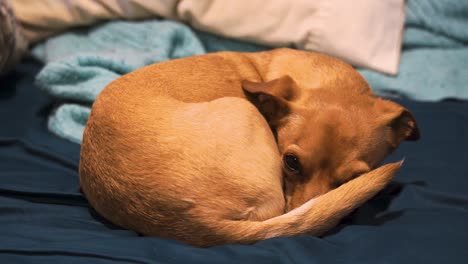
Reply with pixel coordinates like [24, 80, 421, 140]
[79, 48, 419, 247]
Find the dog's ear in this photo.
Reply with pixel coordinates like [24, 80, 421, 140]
[376, 99, 420, 147]
[242, 76, 300, 125]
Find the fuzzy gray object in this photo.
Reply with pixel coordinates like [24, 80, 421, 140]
[0, 0, 28, 76]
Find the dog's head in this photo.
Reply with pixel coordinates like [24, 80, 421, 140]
[243, 70, 419, 211]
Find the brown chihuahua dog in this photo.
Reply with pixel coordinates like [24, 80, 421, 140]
[80, 48, 419, 246]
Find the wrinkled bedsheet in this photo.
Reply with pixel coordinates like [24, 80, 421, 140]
[0, 59, 467, 263]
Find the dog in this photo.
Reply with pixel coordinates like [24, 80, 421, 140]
[79, 48, 419, 246]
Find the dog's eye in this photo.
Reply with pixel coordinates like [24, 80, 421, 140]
[283, 154, 302, 174]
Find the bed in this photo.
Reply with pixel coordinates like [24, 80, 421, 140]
[1, 58, 467, 264]
[1, 1, 468, 263]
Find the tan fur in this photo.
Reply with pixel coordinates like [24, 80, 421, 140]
[79, 48, 419, 247]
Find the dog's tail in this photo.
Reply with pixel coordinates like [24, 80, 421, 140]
[198, 161, 402, 247]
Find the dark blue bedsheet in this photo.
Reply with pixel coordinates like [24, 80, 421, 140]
[1, 60, 467, 263]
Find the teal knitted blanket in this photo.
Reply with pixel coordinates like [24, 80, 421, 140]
[34, 0, 468, 143]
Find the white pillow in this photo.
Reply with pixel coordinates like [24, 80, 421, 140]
[11, 0, 405, 74]
[176, 0, 405, 74]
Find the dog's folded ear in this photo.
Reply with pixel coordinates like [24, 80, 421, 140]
[242, 75, 301, 101]
[376, 99, 420, 147]
[242, 76, 300, 125]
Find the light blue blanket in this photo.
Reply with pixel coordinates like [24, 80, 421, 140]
[359, 0, 468, 101]
[34, 20, 266, 143]
[34, 0, 468, 143]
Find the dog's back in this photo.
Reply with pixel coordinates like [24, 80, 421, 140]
[80, 94, 285, 244]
